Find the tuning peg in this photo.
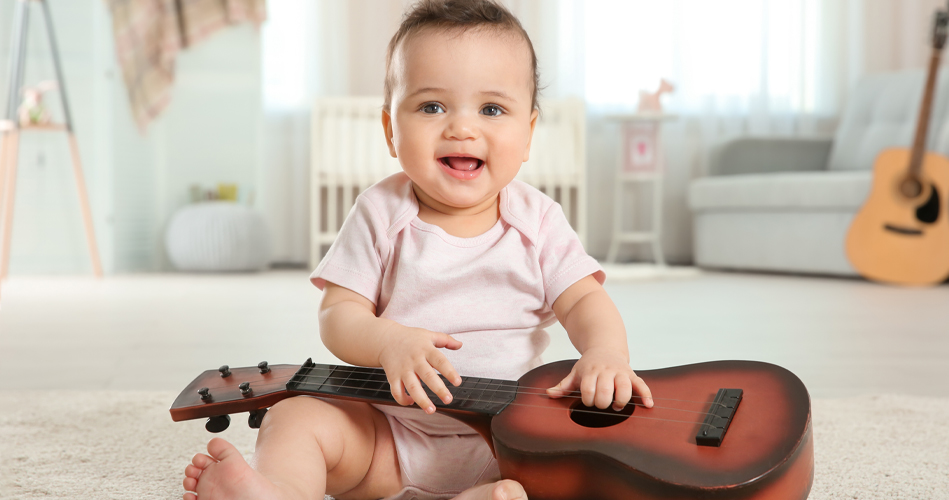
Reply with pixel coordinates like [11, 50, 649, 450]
[198, 387, 212, 402]
[219, 365, 231, 378]
[258, 361, 270, 374]
[239, 382, 253, 397]
[205, 415, 230, 433]
[248, 408, 268, 429]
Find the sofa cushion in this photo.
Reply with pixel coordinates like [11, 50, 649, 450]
[689, 171, 872, 211]
[828, 69, 949, 172]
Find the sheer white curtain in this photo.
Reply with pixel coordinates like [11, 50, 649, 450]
[259, 0, 943, 265]
[258, 0, 348, 264]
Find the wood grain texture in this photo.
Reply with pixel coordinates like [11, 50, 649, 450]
[492, 360, 813, 500]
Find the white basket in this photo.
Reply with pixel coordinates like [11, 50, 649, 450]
[165, 202, 271, 272]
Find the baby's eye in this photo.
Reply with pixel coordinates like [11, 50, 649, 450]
[421, 103, 444, 114]
[481, 105, 503, 117]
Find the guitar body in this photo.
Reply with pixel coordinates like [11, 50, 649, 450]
[846, 11, 949, 286]
[492, 360, 813, 500]
[846, 148, 949, 285]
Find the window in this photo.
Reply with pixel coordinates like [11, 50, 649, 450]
[584, 0, 821, 114]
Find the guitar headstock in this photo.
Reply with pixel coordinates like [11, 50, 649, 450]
[933, 10, 948, 50]
[169, 361, 300, 424]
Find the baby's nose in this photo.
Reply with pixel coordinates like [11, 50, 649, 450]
[443, 114, 478, 140]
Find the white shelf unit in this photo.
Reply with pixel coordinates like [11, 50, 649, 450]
[604, 113, 676, 265]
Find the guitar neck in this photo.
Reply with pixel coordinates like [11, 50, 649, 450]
[910, 38, 946, 177]
[169, 360, 518, 428]
[289, 362, 518, 418]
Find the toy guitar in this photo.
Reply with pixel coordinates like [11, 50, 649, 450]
[846, 9, 949, 286]
[171, 358, 813, 500]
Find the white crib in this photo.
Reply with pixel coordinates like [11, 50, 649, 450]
[310, 97, 587, 267]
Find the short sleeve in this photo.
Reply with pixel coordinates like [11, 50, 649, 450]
[536, 203, 605, 308]
[310, 195, 389, 305]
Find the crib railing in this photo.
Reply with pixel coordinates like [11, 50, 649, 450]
[310, 97, 586, 266]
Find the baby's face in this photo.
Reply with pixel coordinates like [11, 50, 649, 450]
[383, 28, 538, 213]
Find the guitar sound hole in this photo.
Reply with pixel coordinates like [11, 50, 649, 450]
[915, 183, 940, 224]
[569, 399, 635, 428]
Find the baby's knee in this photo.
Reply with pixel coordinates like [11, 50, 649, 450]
[259, 395, 329, 428]
[260, 397, 377, 435]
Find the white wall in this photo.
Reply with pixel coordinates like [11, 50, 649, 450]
[0, 0, 261, 274]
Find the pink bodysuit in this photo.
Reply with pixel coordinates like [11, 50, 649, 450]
[310, 172, 604, 500]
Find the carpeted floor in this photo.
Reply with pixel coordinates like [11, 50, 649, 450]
[1, 392, 947, 499]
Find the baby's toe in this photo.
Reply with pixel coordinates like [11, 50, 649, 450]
[493, 479, 527, 500]
[191, 452, 215, 469]
[206, 437, 242, 462]
[183, 492, 197, 500]
[185, 464, 203, 479]
[183, 475, 198, 492]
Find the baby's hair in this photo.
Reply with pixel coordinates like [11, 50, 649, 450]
[383, 0, 541, 114]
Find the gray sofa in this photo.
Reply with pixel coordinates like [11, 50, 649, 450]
[688, 69, 949, 276]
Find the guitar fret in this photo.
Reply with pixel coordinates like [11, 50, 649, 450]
[286, 363, 516, 415]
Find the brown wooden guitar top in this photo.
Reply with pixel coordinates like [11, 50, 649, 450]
[492, 360, 812, 499]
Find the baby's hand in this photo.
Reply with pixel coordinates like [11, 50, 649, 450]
[378, 325, 463, 414]
[546, 347, 654, 410]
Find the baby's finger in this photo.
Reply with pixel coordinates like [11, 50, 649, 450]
[419, 366, 453, 405]
[631, 374, 654, 408]
[594, 374, 615, 409]
[404, 374, 437, 414]
[580, 372, 599, 407]
[546, 369, 578, 399]
[388, 377, 413, 406]
[432, 332, 463, 351]
[612, 374, 633, 411]
[428, 351, 462, 387]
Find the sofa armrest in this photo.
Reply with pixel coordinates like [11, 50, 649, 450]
[708, 137, 834, 176]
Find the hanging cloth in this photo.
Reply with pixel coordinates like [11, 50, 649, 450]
[104, 0, 267, 133]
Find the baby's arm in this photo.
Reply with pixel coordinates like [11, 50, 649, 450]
[545, 275, 654, 410]
[319, 282, 463, 413]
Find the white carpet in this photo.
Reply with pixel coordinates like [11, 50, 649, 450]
[1, 392, 947, 499]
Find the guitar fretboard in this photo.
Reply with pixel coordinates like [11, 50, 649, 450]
[286, 362, 517, 416]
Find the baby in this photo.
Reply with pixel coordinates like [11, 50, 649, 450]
[182, 1, 653, 499]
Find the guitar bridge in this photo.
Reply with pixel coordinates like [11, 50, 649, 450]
[696, 388, 742, 447]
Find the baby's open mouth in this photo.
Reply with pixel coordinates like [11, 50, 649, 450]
[439, 157, 483, 171]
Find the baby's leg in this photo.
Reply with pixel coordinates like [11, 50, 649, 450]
[182, 397, 402, 500]
[452, 480, 527, 500]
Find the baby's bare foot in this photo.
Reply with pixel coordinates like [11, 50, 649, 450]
[453, 479, 527, 500]
[182, 437, 285, 500]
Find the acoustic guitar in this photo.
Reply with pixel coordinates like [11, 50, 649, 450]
[846, 9, 949, 286]
[171, 358, 813, 500]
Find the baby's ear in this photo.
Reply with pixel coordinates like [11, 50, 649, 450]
[381, 109, 397, 158]
[523, 108, 539, 162]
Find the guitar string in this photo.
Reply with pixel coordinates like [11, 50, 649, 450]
[215, 377, 703, 415]
[201, 376, 731, 421]
[289, 372, 728, 416]
[197, 378, 727, 430]
[235, 365, 728, 407]
[210, 370, 728, 412]
[289, 368, 730, 409]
